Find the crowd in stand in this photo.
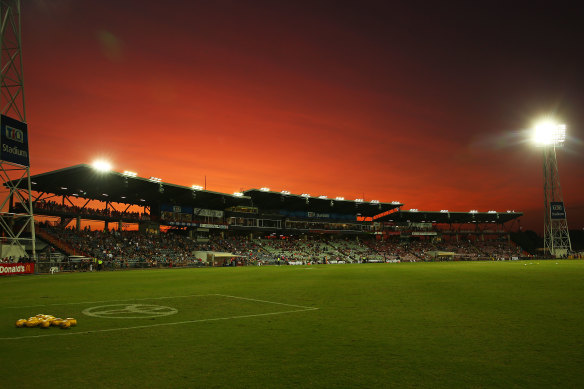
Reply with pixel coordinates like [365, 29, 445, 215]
[42, 225, 198, 268]
[1, 256, 35, 263]
[363, 238, 523, 262]
[25, 200, 150, 221]
[285, 219, 370, 232]
[30, 224, 529, 271]
[212, 236, 272, 263]
[255, 237, 337, 263]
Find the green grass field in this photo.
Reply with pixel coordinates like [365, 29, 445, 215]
[2, 261, 583, 388]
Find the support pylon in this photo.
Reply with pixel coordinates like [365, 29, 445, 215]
[542, 146, 571, 257]
[0, 0, 36, 263]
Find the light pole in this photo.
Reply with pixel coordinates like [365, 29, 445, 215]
[532, 119, 572, 258]
[1, 0, 37, 264]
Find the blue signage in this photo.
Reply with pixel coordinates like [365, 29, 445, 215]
[161, 204, 194, 214]
[278, 209, 356, 221]
[550, 202, 566, 220]
[0, 114, 29, 167]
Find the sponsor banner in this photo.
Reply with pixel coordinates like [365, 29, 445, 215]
[409, 222, 433, 229]
[550, 202, 566, 220]
[279, 210, 356, 221]
[0, 114, 30, 167]
[307, 212, 331, 219]
[412, 231, 437, 236]
[161, 204, 194, 214]
[194, 208, 224, 218]
[168, 221, 197, 227]
[200, 223, 228, 230]
[0, 263, 34, 276]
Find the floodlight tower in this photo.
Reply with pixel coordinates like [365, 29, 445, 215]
[532, 119, 572, 257]
[0, 0, 36, 262]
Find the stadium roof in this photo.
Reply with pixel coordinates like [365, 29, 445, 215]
[12, 165, 401, 217]
[17, 164, 251, 209]
[244, 189, 402, 217]
[10, 165, 521, 223]
[376, 210, 523, 224]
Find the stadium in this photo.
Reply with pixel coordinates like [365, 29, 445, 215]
[4, 162, 531, 271]
[2, 1, 584, 388]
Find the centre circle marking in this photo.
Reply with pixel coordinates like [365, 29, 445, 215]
[82, 304, 178, 319]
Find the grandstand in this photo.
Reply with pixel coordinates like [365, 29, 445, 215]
[3, 163, 528, 271]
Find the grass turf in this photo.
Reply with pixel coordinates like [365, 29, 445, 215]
[1, 261, 583, 388]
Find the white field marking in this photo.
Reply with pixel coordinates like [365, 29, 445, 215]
[3, 294, 317, 311]
[0, 307, 318, 341]
[82, 304, 178, 319]
[214, 294, 317, 310]
[2, 294, 213, 309]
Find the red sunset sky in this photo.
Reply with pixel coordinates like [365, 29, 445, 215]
[20, 1, 584, 232]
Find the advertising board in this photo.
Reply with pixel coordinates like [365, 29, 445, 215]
[0, 114, 29, 167]
[0, 263, 34, 276]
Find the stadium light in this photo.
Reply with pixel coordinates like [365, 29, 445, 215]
[123, 170, 137, 177]
[301, 193, 311, 197]
[233, 192, 243, 197]
[281, 190, 291, 195]
[260, 187, 270, 192]
[488, 210, 497, 213]
[354, 198, 364, 203]
[532, 118, 572, 257]
[318, 195, 328, 199]
[469, 210, 478, 213]
[409, 209, 418, 212]
[149, 177, 162, 183]
[532, 120, 566, 147]
[335, 196, 345, 201]
[192, 185, 203, 190]
[391, 201, 400, 205]
[92, 159, 112, 172]
[440, 209, 449, 213]
[370, 199, 380, 204]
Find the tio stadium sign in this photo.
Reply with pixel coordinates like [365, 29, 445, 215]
[550, 202, 567, 220]
[0, 114, 30, 167]
[0, 263, 34, 276]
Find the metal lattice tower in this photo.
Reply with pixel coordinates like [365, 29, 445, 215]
[0, 0, 36, 262]
[542, 145, 571, 257]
